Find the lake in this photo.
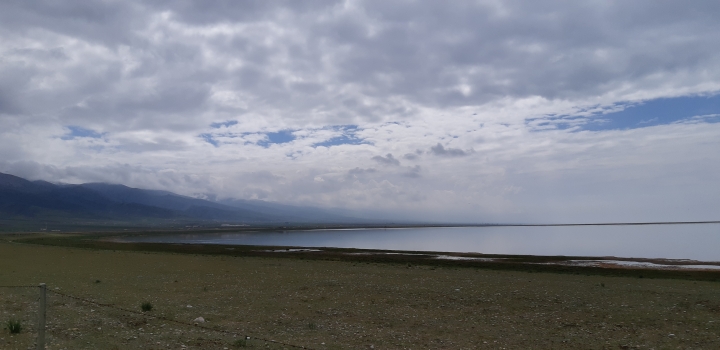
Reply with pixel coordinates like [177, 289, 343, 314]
[120, 223, 720, 261]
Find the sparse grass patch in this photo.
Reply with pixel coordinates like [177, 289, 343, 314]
[5, 319, 22, 334]
[140, 302, 153, 312]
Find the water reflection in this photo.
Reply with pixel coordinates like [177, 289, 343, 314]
[122, 224, 720, 261]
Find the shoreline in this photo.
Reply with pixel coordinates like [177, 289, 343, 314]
[9, 231, 720, 282]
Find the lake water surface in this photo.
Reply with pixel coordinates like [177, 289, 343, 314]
[122, 224, 720, 261]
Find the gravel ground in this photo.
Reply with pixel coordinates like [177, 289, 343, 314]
[1, 240, 720, 349]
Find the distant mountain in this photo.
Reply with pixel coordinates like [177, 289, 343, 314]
[78, 183, 279, 222]
[217, 198, 364, 223]
[0, 172, 364, 226]
[0, 172, 176, 221]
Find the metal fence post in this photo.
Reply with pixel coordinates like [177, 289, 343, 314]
[37, 283, 46, 350]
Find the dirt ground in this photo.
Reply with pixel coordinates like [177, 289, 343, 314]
[1, 240, 720, 349]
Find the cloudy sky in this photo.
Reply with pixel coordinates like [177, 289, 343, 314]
[1, 0, 719, 223]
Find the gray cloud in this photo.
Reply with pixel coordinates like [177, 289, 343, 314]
[429, 144, 468, 157]
[402, 153, 418, 161]
[402, 150, 424, 160]
[401, 165, 422, 178]
[2, 1, 719, 131]
[372, 153, 400, 166]
[1, 1, 720, 222]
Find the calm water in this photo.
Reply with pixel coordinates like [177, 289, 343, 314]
[122, 224, 720, 261]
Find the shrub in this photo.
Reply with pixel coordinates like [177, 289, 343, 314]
[308, 322, 317, 330]
[141, 302, 153, 312]
[232, 338, 248, 347]
[6, 319, 22, 334]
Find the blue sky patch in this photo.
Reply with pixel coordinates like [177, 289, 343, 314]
[61, 126, 103, 140]
[584, 94, 720, 131]
[312, 125, 371, 148]
[200, 133, 219, 147]
[199, 127, 371, 148]
[257, 130, 296, 148]
[530, 94, 720, 132]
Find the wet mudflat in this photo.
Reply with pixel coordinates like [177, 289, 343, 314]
[1, 240, 720, 349]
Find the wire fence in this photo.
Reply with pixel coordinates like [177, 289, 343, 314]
[1, 285, 314, 349]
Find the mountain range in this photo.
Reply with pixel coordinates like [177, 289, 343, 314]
[0, 172, 364, 228]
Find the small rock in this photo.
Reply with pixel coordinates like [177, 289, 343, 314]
[187, 305, 193, 308]
[668, 333, 675, 337]
[193, 317, 205, 323]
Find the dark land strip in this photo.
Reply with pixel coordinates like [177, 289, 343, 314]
[7, 231, 720, 283]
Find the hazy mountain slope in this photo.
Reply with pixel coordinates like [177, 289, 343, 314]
[81, 183, 366, 223]
[217, 198, 367, 223]
[0, 172, 366, 225]
[79, 183, 286, 222]
[0, 173, 177, 219]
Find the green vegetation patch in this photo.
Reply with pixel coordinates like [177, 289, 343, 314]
[5, 319, 22, 334]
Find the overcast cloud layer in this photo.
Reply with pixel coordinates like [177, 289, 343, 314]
[1, 0, 720, 223]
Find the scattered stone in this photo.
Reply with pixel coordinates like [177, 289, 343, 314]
[193, 317, 205, 323]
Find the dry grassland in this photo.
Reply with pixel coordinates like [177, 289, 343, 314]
[1, 240, 720, 349]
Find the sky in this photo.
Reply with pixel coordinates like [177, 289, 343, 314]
[1, 0, 720, 223]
